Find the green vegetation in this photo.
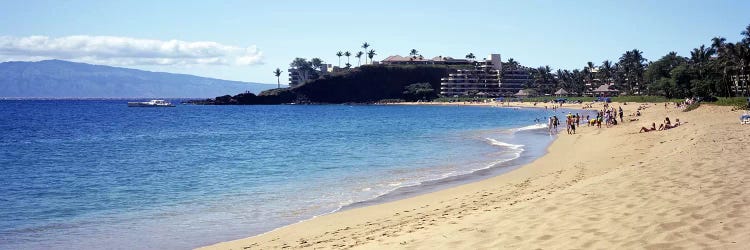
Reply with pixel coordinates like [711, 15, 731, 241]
[683, 102, 701, 112]
[525, 24, 750, 99]
[715, 97, 750, 110]
[293, 65, 448, 103]
[273, 68, 282, 89]
[610, 96, 683, 103]
[402, 83, 436, 101]
[335, 51, 343, 67]
[376, 99, 406, 103]
[361, 42, 371, 64]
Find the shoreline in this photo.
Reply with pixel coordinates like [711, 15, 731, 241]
[212, 107, 559, 246]
[201, 101, 750, 249]
[340, 127, 554, 212]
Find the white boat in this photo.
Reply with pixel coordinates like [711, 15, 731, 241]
[127, 99, 175, 107]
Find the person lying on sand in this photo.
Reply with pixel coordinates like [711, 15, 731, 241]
[663, 119, 682, 130]
[640, 123, 657, 133]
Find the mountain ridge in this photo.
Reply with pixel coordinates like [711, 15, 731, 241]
[0, 60, 277, 98]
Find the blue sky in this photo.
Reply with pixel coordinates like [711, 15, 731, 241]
[1, 0, 749, 85]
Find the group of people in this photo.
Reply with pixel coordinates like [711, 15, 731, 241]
[639, 117, 681, 133]
[539, 101, 688, 135]
[546, 113, 580, 135]
[586, 106, 624, 128]
[669, 97, 697, 110]
[544, 104, 630, 135]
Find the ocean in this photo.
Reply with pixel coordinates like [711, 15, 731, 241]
[0, 100, 562, 249]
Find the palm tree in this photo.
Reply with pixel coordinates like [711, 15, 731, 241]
[273, 68, 283, 89]
[711, 37, 732, 96]
[361, 42, 370, 64]
[465, 53, 475, 61]
[631, 49, 647, 94]
[712, 37, 727, 56]
[555, 69, 566, 90]
[690, 45, 716, 82]
[532, 65, 554, 94]
[336, 51, 343, 67]
[344, 51, 351, 66]
[584, 61, 596, 89]
[742, 24, 750, 43]
[310, 58, 323, 71]
[355, 51, 364, 66]
[618, 49, 647, 94]
[367, 49, 377, 63]
[506, 58, 518, 69]
[410, 49, 419, 59]
[345, 62, 352, 69]
[600, 60, 613, 85]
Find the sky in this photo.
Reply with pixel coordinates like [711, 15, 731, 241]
[1, 0, 749, 85]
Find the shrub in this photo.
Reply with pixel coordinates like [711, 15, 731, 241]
[683, 102, 701, 112]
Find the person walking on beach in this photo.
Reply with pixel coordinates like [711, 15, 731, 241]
[548, 116, 555, 135]
[570, 118, 576, 134]
[604, 111, 610, 128]
[553, 116, 559, 131]
[618, 106, 624, 122]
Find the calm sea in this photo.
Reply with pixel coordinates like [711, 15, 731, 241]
[0, 100, 563, 249]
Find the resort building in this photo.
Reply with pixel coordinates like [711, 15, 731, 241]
[288, 64, 332, 87]
[380, 55, 472, 66]
[440, 54, 504, 96]
[584, 67, 602, 93]
[499, 66, 533, 96]
[731, 74, 749, 95]
[591, 83, 620, 97]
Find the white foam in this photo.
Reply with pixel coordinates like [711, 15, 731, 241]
[514, 123, 548, 132]
[485, 138, 525, 150]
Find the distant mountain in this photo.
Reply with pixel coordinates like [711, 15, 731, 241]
[0, 60, 278, 98]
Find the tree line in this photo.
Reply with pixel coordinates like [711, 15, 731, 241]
[526, 24, 750, 98]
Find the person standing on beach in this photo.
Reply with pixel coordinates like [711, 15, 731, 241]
[548, 116, 555, 135]
[618, 106, 624, 122]
[570, 117, 576, 134]
[553, 116, 559, 131]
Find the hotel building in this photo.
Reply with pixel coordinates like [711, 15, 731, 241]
[439, 54, 503, 96]
[288, 64, 331, 87]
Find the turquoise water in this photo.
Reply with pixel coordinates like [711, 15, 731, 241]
[0, 100, 559, 249]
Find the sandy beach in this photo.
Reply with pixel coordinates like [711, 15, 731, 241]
[201, 101, 750, 249]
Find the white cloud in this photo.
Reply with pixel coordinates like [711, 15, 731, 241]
[0, 35, 263, 66]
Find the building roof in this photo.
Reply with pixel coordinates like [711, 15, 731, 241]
[382, 55, 409, 62]
[514, 89, 530, 96]
[554, 88, 569, 95]
[432, 56, 450, 61]
[592, 84, 619, 92]
[382, 55, 427, 62]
